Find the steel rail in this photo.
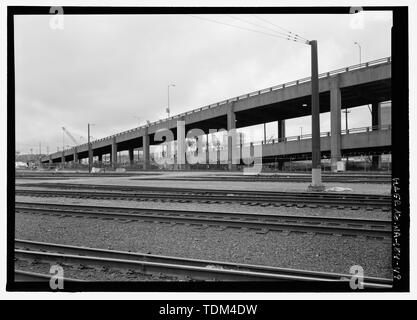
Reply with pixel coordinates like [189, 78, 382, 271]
[17, 182, 391, 200]
[14, 239, 392, 287]
[136, 176, 390, 184]
[15, 188, 391, 210]
[15, 202, 391, 238]
[14, 270, 85, 282]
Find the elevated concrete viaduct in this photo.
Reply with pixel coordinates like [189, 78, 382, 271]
[42, 57, 391, 171]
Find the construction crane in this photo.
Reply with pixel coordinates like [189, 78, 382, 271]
[62, 127, 79, 146]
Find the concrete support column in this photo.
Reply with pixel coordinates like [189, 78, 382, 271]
[371, 102, 382, 169]
[372, 102, 381, 129]
[278, 120, 285, 141]
[330, 78, 342, 172]
[129, 148, 134, 166]
[61, 151, 65, 167]
[98, 154, 102, 164]
[372, 154, 381, 170]
[143, 127, 150, 170]
[206, 134, 210, 167]
[73, 148, 78, 165]
[227, 104, 237, 171]
[277, 159, 285, 171]
[88, 148, 93, 169]
[111, 138, 117, 169]
[176, 118, 185, 170]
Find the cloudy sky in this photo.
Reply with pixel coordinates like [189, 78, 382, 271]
[14, 11, 392, 154]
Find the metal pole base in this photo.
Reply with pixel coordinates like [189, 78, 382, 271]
[308, 168, 325, 191]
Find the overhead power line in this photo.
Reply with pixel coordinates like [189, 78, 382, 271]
[188, 15, 308, 44]
[226, 14, 308, 43]
[251, 14, 310, 42]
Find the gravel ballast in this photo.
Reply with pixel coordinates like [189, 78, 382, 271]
[16, 195, 391, 220]
[15, 175, 391, 195]
[15, 211, 392, 279]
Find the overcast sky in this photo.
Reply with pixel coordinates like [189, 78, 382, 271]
[14, 12, 392, 154]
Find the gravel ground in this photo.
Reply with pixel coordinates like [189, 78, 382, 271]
[15, 260, 179, 281]
[15, 195, 391, 220]
[15, 211, 392, 278]
[16, 176, 390, 195]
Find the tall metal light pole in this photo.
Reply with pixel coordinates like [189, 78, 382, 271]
[354, 41, 362, 65]
[308, 40, 324, 191]
[167, 84, 175, 118]
[354, 42, 372, 115]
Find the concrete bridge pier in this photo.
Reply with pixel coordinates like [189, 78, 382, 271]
[61, 151, 65, 168]
[73, 148, 78, 165]
[330, 78, 342, 172]
[143, 127, 150, 170]
[278, 120, 285, 141]
[372, 102, 382, 170]
[227, 104, 237, 171]
[111, 137, 117, 169]
[98, 154, 102, 164]
[205, 134, 210, 168]
[277, 159, 285, 171]
[176, 119, 186, 170]
[88, 147, 93, 170]
[129, 148, 134, 166]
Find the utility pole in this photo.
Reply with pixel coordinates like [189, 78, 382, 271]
[308, 40, 324, 191]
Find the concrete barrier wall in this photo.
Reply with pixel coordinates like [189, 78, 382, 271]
[262, 129, 391, 157]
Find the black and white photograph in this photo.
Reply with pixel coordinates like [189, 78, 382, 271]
[1, 0, 413, 305]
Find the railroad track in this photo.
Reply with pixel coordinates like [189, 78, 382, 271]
[16, 184, 391, 210]
[14, 239, 392, 287]
[14, 270, 84, 282]
[15, 202, 391, 239]
[136, 175, 391, 184]
[15, 172, 158, 178]
[15, 172, 390, 183]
